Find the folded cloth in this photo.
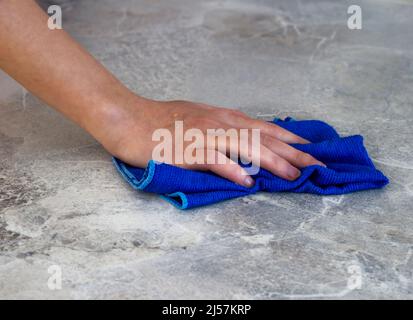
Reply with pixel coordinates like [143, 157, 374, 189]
[113, 118, 389, 209]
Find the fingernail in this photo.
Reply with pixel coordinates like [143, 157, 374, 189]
[287, 167, 301, 180]
[318, 162, 327, 167]
[243, 176, 255, 188]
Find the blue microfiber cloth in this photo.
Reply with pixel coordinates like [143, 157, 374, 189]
[112, 118, 389, 209]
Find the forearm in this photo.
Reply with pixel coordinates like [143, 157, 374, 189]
[0, 0, 145, 133]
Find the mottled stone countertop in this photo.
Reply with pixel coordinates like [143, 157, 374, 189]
[1, 0, 412, 299]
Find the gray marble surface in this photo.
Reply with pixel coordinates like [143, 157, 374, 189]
[1, 0, 412, 299]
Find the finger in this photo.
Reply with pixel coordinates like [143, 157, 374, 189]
[256, 144, 302, 180]
[203, 150, 255, 188]
[177, 148, 255, 188]
[208, 164, 255, 188]
[207, 131, 302, 181]
[221, 112, 310, 144]
[261, 134, 326, 168]
[246, 119, 309, 144]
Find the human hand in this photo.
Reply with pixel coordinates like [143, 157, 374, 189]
[92, 98, 325, 188]
[0, 1, 323, 188]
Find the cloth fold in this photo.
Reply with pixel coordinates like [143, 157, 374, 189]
[113, 118, 389, 209]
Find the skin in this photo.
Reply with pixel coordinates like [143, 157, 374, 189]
[0, 0, 325, 188]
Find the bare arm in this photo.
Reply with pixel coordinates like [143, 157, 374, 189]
[0, 0, 324, 187]
[0, 0, 141, 135]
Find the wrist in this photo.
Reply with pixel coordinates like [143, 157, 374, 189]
[82, 87, 152, 149]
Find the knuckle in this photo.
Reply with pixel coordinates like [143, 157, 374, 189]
[261, 134, 270, 146]
[277, 129, 290, 141]
[292, 150, 304, 162]
[296, 152, 314, 165]
[277, 161, 290, 173]
[268, 153, 282, 168]
[273, 126, 293, 140]
[273, 157, 292, 174]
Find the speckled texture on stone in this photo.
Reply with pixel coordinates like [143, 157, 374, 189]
[0, 0, 412, 299]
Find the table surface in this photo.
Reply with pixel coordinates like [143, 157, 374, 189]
[1, 0, 412, 299]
